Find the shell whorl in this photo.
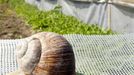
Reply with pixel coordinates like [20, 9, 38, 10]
[17, 32, 75, 75]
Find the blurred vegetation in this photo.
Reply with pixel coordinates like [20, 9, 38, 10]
[5, 0, 115, 35]
[0, 0, 4, 4]
[0, 0, 8, 4]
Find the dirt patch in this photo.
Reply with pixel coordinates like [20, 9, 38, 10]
[0, 4, 33, 39]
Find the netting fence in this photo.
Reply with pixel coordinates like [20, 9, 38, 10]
[1, 34, 134, 75]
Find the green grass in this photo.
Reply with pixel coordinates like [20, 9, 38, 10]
[8, 0, 114, 35]
[0, 0, 4, 4]
[0, 0, 8, 4]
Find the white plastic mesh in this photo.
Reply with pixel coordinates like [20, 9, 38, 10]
[1, 34, 134, 75]
[0, 40, 24, 75]
[64, 34, 134, 75]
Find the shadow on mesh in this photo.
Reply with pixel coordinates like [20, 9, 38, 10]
[76, 72, 84, 75]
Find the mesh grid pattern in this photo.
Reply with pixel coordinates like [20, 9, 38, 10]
[0, 40, 24, 75]
[1, 34, 134, 75]
[64, 34, 134, 75]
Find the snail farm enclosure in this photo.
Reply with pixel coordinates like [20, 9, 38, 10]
[1, 0, 134, 75]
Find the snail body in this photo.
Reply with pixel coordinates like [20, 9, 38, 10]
[7, 32, 75, 75]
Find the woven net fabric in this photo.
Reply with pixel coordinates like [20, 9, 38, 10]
[1, 34, 134, 75]
[65, 34, 134, 75]
[0, 40, 25, 75]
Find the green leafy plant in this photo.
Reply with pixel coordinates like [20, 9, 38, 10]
[8, 0, 115, 35]
[0, 0, 8, 4]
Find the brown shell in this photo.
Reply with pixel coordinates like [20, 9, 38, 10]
[23, 32, 76, 75]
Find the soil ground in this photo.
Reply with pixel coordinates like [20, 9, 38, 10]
[0, 4, 32, 39]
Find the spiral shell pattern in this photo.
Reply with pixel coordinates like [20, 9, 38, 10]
[17, 32, 75, 75]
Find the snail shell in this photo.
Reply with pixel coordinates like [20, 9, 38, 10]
[16, 32, 75, 75]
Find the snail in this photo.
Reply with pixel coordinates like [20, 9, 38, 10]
[7, 32, 75, 75]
